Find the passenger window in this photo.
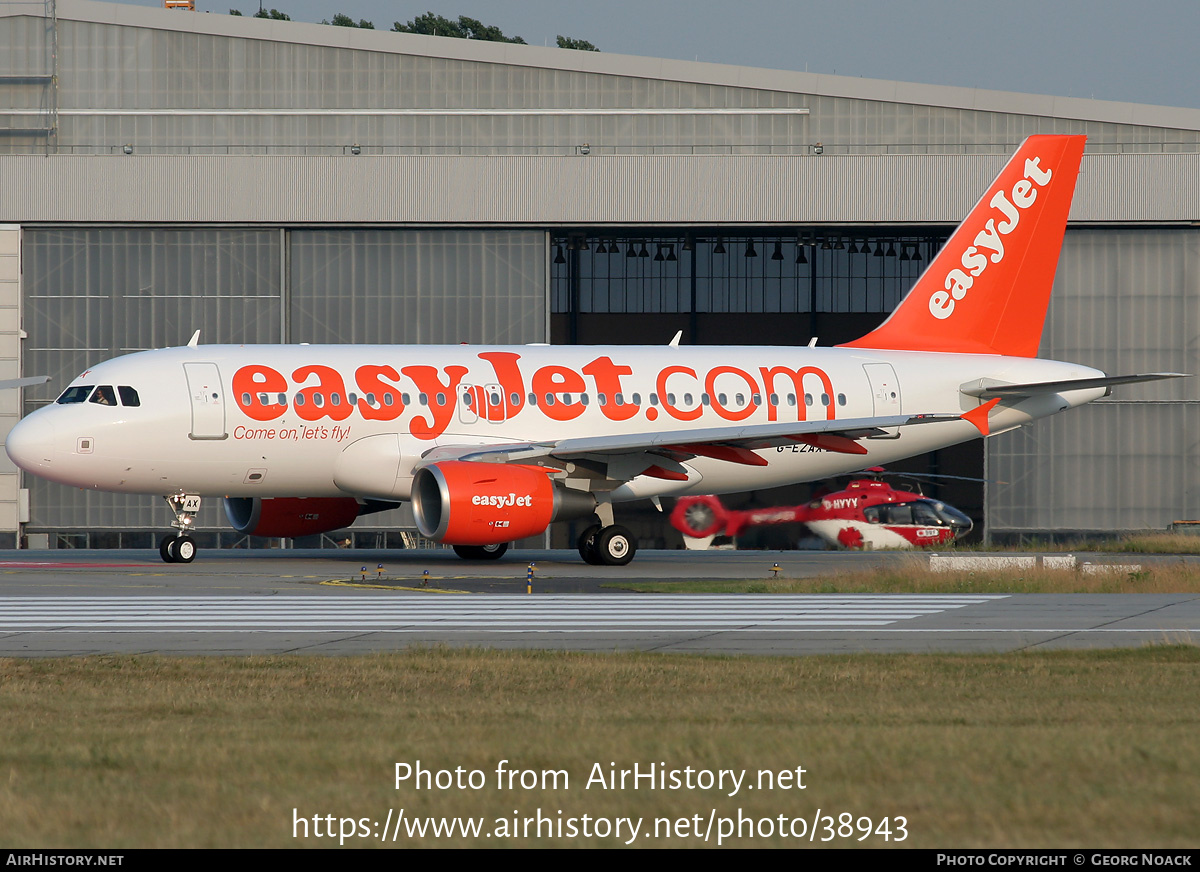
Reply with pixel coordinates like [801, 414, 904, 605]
[241, 392, 252, 406]
[56, 386, 94, 404]
[118, 386, 141, 407]
[89, 386, 117, 406]
[631, 393, 641, 405]
[510, 392, 520, 405]
[436, 393, 446, 406]
[295, 394, 306, 406]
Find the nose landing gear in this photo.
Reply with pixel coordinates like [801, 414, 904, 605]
[160, 493, 201, 563]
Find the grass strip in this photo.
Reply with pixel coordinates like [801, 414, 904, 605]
[610, 562, 1200, 594]
[1, 647, 1196, 847]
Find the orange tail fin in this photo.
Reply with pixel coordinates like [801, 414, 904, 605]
[840, 134, 1085, 357]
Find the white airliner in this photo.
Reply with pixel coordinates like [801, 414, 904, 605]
[4, 135, 1182, 565]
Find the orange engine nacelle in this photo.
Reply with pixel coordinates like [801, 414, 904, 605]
[411, 461, 595, 546]
[223, 496, 363, 538]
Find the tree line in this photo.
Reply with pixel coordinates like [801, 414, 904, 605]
[227, 9, 599, 50]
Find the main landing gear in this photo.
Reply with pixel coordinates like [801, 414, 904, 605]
[577, 505, 636, 566]
[160, 492, 201, 564]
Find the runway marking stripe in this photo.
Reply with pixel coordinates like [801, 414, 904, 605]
[0, 594, 1006, 631]
[1, 628, 1194, 635]
[0, 596, 1004, 606]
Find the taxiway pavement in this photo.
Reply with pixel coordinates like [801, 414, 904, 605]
[0, 548, 1195, 655]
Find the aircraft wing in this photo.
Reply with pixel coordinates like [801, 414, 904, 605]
[0, 375, 50, 391]
[418, 412, 958, 474]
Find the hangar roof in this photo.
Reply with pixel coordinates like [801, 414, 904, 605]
[5, 0, 1200, 133]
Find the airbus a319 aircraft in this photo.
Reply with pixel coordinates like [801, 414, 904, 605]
[4, 135, 1182, 565]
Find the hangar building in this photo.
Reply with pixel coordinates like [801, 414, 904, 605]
[1, 0, 1198, 549]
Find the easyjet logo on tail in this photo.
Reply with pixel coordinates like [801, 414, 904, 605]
[929, 156, 1053, 320]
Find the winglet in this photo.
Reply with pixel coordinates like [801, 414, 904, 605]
[668, 330, 683, 348]
[962, 398, 1002, 436]
[187, 330, 201, 348]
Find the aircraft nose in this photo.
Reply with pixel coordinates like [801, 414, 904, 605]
[5, 411, 58, 474]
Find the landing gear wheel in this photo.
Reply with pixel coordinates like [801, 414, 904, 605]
[161, 493, 201, 564]
[595, 525, 636, 566]
[173, 535, 197, 563]
[453, 542, 508, 561]
[162, 535, 197, 564]
[577, 524, 602, 565]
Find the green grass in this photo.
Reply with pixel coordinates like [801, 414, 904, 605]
[609, 561, 1200, 594]
[2, 647, 1197, 847]
[940, 534, 1200, 554]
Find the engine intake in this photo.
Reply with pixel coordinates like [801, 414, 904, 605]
[412, 461, 595, 545]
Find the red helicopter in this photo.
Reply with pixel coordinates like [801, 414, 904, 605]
[668, 468, 974, 550]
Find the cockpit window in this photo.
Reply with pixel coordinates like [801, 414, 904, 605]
[911, 502, 941, 526]
[88, 386, 117, 406]
[118, 386, 140, 407]
[56, 386, 94, 404]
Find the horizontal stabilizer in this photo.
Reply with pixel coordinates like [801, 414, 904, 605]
[960, 372, 1189, 399]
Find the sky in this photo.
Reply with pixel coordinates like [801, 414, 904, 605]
[117, 0, 1200, 111]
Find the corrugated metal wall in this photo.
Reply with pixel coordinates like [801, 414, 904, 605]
[4, 11, 1200, 157]
[20, 227, 545, 531]
[987, 228, 1200, 534]
[1, 152, 1199, 224]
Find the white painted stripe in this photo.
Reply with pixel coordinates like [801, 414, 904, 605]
[0, 594, 1008, 634]
[7, 108, 810, 117]
[0, 628, 1193, 636]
